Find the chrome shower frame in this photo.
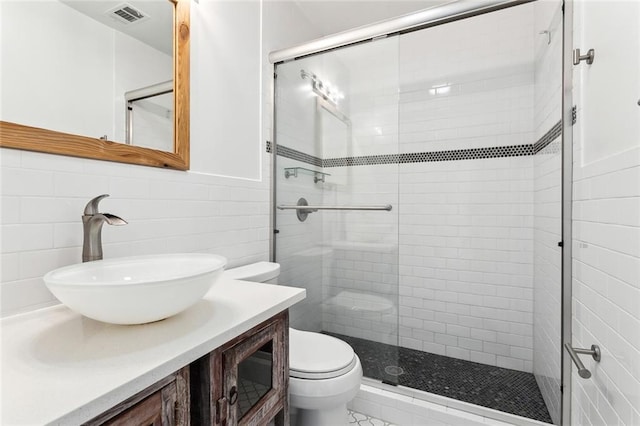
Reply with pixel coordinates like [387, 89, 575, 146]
[561, 0, 574, 424]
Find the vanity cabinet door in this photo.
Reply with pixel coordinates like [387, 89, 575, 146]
[221, 316, 287, 425]
[84, 367, 190, 426]
[100, 391, 163, 426]
[190, 310, 289, 426]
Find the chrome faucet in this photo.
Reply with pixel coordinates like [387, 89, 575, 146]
[82, 194, 127, 262]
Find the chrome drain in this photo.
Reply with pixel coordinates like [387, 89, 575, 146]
[384, 365, 404, 376]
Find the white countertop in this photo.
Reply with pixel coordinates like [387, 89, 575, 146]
[1, 278, 305, 425]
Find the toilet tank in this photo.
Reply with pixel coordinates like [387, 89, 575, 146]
[223, 261, 280, 284]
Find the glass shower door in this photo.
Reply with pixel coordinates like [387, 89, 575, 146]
[273, 36, 401, 385]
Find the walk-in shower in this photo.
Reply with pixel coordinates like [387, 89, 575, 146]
[270, 0, 565, 423]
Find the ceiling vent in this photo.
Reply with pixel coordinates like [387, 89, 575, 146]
[106, 4, 149, 25]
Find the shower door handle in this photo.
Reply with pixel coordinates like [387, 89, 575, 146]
[564, 343, 601, 379]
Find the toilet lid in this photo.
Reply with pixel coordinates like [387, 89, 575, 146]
[289, 329, 357, 380]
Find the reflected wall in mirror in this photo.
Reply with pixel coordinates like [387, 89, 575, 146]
[317, 97, 352, 159]
[0, 0, 190, 170]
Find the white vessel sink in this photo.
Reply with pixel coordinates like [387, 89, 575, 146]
[44, 254, 227, 325]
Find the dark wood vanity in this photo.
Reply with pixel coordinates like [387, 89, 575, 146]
[83, 311, 289, 426]
[83, 367, 190, 426]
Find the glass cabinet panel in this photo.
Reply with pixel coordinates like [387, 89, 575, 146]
[222, 318, 286, 425]
[237, 341, 274, 419]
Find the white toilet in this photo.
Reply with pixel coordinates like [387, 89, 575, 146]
[224, 262, 362, 426]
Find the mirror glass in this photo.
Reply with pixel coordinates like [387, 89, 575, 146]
[0, 0, 189, 169]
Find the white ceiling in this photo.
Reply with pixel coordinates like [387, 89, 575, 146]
[59, 0, 450, 56]
[60, 0, 172, 55]
[291, 0, 450, 36]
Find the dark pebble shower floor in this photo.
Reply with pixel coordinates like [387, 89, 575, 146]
[326, 332, 552, 424]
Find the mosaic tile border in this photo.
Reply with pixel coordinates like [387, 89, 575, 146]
[538, 138, 561, 156]
[265, 141, 323, 167]
[324, 153, 400, 167]
[268, 121, 562, 168]
[399, 144, 534, 164]
[533, 121, 562, 154]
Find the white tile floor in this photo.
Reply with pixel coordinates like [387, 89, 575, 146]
[349, 409, 397, 426]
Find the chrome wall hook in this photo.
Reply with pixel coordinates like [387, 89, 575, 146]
[573, 48, 595, 65]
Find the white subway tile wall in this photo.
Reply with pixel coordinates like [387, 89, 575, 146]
[532, 135, 562, 424]
[0, 149, 271, 316]
[397, 157, 535, 370]
[275, 157, 325, 332]
[317, 4, 539, 371]
[318, 39, 401, 346]
[532, 1, 563, 424]
[273, 3, 552, 373]
[398, 5, 534, 155]
[322, 164, 400, 345]
[273, 60, 328, 332]
[571, 147, 640, 426]
[570, 1, 640, 424]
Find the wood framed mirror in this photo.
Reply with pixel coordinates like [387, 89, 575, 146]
[0, 0, 190, 170]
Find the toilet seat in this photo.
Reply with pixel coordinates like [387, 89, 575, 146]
[224, 262, 363, 425]
[289, 329, 357, 380]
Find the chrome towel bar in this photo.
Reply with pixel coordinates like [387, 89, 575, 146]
[564, 343, 601, 379]
[278, 197, 392, 222]
[277, 204, 393, 211]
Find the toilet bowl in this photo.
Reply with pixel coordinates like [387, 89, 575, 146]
[224, 262, 362, 426]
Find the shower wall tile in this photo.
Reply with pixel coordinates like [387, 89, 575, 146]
[532, 123, 562, 414]
[319, 156, 537, 370]
[317, 3, 541, 372]
[571, 1, 640, 422]
[533, 2, 563, 142]
[396, 157, 535, 372]
[275, 157, 325, 332]
[531, 1, 563, 423]
[571, 147, 640, 426]
[398, 4, 535, 156]
[321, 164, 399, 345]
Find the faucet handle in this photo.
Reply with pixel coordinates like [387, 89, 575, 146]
[102, 213, 128, 226]
[84, 194, 110, 215]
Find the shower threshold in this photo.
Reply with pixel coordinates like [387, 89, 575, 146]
[326, 332, 552, 424]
